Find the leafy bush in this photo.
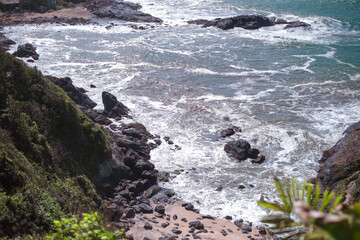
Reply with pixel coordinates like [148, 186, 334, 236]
[258, 178, 360, 240]
[46, 212, 126, 240]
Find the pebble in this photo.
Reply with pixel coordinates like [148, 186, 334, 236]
[144, 222, 152, 230]
[161, 222, 170, 228]
[173, 214, 178, 220]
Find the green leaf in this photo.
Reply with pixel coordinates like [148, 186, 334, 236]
[330, 194, 343, 214]
[258, 201, 286, 212]
[313, 184, 320, 209]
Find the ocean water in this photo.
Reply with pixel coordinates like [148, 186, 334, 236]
[5, 0, 360, 223]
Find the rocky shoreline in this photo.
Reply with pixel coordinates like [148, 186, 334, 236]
[1, 2, 359, 240]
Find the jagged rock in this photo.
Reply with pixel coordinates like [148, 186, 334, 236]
[0, 33, 15, 50]
[12, 43, 39, 60]
[317, 121, 360, 204]
[50, 77, 97, 109]
[102, 91, 130, 118]
[85, 0, 162, 23]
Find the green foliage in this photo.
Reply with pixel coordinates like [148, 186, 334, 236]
[258, 178, 351, 240]
[0, 49, 109, 237]
[46, 212, 126, 240]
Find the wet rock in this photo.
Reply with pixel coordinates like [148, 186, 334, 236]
[251, 155, 266, 164]
[144, 222, 152, 230]
[189, 221, 204, 230]
[247, 148, 260, 159]
[85, 0, 163, 23]
[102, 91, 130, 118]
[0, 33, 16, 50]
[188, 15, 274, 30]
[181, 218, 188, 222]
[215, 186, 223, 191]
[238, 185, 246, 189]
[284, 21, 311, 29]
[90, 84, 96, 88]
[224, 139, 251, 161]
[183, 203, 194, 211]
[173, 214, 178, 220]
[225, 215, 232, 220]
[220, 128, 235, 138]
[155, 204, 165, 214]
[13, 43, 39, 60]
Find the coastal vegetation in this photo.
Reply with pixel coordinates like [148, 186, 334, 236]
[259, 178, 360, 240]
[0, 49, 111, 237]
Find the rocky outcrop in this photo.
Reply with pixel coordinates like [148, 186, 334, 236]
[0, 33, 15, 50]
[188, 15, 310, 30]
[224, 139, 264, 163]
[85, 0, 162, 23]
[12, 43, 39, 60]
[0, 16, 92, 26]
[317, 121, 360, 204]
[51, 76, 160, 209]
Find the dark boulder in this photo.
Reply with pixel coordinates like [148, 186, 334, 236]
[188, 15, 275, 30]
[138, 203, 153, 213]
[144, 222, 152, 230]
[188, 15, 310, 31]
[247, 148, 260, 159]
[102, 91, 130, 118]
[189, 221, 204, 230]
[220, 128, 235, 138]
[224, 139, 251, 161]
[12, 43, 39, 60]
[155, 204, 165, 214]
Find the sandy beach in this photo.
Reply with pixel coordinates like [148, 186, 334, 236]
[126, 200, 271, 240]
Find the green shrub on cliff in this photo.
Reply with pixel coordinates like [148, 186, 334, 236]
[0, 49, 110, 238]
[46, 212, 126, 240]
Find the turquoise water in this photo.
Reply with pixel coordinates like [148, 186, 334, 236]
[5, 0, 360, 222]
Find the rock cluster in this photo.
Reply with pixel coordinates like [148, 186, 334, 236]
[0, 16, 92, 26]
[12, 43, 39, 60]
[224, 139, 265, 163]
[188, 15, 310, 30]
[85, 0, 162, 23]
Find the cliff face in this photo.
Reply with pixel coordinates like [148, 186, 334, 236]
[317, 121, 360, 204]
[0, 49, 111, 237]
